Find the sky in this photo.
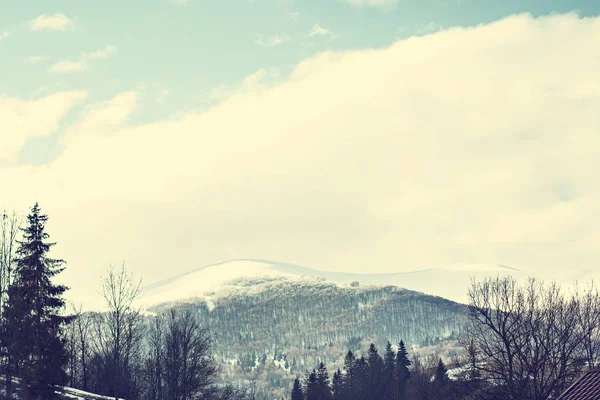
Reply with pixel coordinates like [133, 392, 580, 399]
[1, 0, 600, 308]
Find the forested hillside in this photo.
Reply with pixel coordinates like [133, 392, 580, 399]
[149, 276, 467, 398]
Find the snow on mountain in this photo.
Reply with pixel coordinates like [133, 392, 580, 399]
[139, 259, 311, 308]
[139, 259, 529, 307]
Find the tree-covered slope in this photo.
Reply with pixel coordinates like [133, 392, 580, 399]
[147, 274, 467, 399]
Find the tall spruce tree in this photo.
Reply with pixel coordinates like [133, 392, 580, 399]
[367, 343, 384, 399]
[316, 362, 333, 400]
[291, 377, 304, 400]
[342, 350, 355, 400]
[383, 342, 396, 400]
[3, 203, 71, 399]
[332, 369, 343, 400]
[434, 358, 449, 385]
[433, 358, 450, 398]
[396, 340, 412, 400]
[354, 356, 369, 400]
[306, 369, 319, 400]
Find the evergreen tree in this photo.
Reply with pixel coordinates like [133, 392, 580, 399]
[433, 358, 450, 398]
[434, 358, 449, 385]
[396, 340, 412, 400]
[384, 342, 395, 375]
[332, 369, 343, 400]
[306, 369, 319, 400]
[316, 362, 333, 400]
[354, 356, 369, 400]
[341, 350, 355, 400]
[367, 343, 384, 398]
[3, 203, 71, 399]
[367, 343, 384, 374]
[383, 342, 396, 400]
[291, 377, 304, 400]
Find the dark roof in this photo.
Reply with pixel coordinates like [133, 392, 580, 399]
[557, 369, 600, 400]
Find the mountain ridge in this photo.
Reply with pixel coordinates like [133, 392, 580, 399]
[140, 258, 525, 307]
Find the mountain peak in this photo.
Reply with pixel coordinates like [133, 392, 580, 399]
[139, 259, 527, 308]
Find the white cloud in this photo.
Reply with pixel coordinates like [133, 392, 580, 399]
[0, 91, 87, 164]
[28, 13, 75, 31]
[309, 24, 334, 37]
[49, 60, 87, 73]
[0, 32, 10, 41]
[61, 91, 137, 146]
[242, 68, 269, 89]
[255, 34, 291, 47]
[256, 25, 333, 48]
[2, 13, 600, 307]
[85, 45, 118, 60]
[344, 0, 397, 8]
[210, 68, 279, 101]
[48, 45, 117, 74]
[25, 55, 48, 64]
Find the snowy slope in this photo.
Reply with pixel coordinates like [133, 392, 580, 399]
[0, 376, 123, 400]
[59, 386, 124, 400]
[139, 259, 530, 307]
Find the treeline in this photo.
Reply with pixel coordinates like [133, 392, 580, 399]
[290, 276, 600, 400]
[0, 204, 249, 400]
[288, 277, 600, 400]
[290, 341, 458, 400]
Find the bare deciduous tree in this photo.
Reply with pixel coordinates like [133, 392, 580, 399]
[407, 352, 439, 400]
[94, 263, 144, 400]
[0, 210, 19, 311]
[577, 282, 600, 369]
[142, 307, 225, 400]
[463, 276, 600, 400]
[1, 210, 22, 397]
[144, 314, 165, 400]
[67, 302, 94, 391]
[163, 307, 219, 400]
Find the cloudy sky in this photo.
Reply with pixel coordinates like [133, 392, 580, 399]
[1, 0, 599, 307]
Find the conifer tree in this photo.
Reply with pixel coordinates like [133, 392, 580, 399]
[3, 203, 71, 399]
[383, 342, 396, 400]
[342, 350, 355, 399]
[354, 356, 369, 400]
[433, 358, 450, 399]
[367, 343, 384, 398]
[396, 340, 412, 399]
[291, 377, 304, 400]
[434, 358, 449, 385]
[332, 369, 343, 400]
[306, 369, 319, 400]
[316, 362, 333, 400]
[367, 343, 384, 373]
[384, 342, 395, 375]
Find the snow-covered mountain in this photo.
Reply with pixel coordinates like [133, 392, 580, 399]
[139, 258, 527, 308]
[137, 259, 527, 399]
